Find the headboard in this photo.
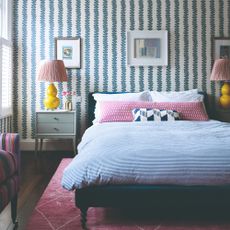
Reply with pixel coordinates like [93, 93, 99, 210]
[88, 92, 97, 127]
[88, 91, 210, 127]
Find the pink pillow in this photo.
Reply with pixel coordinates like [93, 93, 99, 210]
[98, 101, 208, 123]
[153, 102, 208, 121]
[99, 101, 153, 123]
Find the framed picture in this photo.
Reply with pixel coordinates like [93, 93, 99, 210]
[55, 37, 81, 68]
[213, 37, 230, 60]
[127, 30, 168, 66]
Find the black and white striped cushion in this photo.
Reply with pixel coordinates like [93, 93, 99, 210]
[132, 108, 180, 122]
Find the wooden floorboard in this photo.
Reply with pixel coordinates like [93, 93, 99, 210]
[0, 151, 73, 230]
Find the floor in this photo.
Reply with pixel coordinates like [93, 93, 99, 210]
[0, 151, 73, 230]
[1, 151, 230, 230]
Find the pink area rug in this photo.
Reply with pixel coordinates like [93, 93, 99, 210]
[26, 158, 230, 230]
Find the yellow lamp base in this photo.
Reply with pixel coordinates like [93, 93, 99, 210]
[219, 82, 230, 109]
[44, 83, 60, 109]
[221, 82, 230, 95]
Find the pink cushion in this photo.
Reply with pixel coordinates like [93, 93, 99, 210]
[152, 102, 208, 121]
[98, 101, 208, 123]
[99, 101, 153, 123]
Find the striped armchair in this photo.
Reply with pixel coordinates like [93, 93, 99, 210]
[0, 133, 20, 228]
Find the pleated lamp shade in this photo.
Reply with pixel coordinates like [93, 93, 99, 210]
[37, 60, 67, 109]
[37, 60, 67, 82]
[210, 59, 230, 81]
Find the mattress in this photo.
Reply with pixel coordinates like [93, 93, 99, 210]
[62, 120, 230, 190]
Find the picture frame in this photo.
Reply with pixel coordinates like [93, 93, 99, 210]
[55, 37, 81, 68]
[213, 37, 230, 60]
[127, 30, 168, 66]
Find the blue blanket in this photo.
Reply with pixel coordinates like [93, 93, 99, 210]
[62, 120, 230, 190]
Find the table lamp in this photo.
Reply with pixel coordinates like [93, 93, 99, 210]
[210, 59, 230, 109]
[37, 60, 67, 109]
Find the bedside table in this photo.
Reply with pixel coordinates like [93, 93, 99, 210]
[215, 109, 230, 122]
[35, 110, 77, 159]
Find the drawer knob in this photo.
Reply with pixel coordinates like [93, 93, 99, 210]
[54, 117, 59, 120]
[54, 128, 59, 131]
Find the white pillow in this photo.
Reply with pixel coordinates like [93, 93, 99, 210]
[150, 89, 204, 102]
[93, 91, 152, 124]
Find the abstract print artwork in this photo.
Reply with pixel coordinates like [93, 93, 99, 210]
[127, 30, 168, 66]
[55, 37, 81, 68]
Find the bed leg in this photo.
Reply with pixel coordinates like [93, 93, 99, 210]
[80, 207, 88, 229]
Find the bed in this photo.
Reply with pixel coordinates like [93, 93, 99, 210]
[62, 92, 230, 229]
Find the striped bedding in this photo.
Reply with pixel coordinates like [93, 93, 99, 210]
[62, 120, 230, 190]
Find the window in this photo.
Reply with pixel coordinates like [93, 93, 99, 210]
[0, 0, 12, 118]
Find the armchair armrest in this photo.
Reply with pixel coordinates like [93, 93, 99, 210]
[0, 133, 20, 172]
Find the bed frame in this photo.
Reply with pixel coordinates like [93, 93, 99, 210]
[75, 92, 229, 229]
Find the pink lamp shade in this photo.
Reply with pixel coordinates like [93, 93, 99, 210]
[210, 59, 230, 81]
[37, 60, 67, 82]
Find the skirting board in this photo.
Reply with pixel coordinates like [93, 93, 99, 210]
[20, 139, 78, 151]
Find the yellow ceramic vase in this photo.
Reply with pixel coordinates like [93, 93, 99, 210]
[44, 83, 60, 109]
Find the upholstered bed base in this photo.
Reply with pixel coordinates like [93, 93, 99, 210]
[75, 185, 230, 229]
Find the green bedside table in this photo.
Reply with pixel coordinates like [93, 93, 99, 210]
[215, 109, 230, 122]
[35, 110, 77, 162]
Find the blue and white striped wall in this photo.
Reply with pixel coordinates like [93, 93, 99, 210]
[0, 116, 13, 133]
[13, 0, 230, 140]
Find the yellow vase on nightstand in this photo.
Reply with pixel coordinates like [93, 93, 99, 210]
[44, 83, 60, 109]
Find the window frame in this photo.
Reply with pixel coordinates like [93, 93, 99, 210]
[0, 0, 13, 118]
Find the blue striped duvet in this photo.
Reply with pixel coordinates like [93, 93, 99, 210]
[62, 120, 230, 190]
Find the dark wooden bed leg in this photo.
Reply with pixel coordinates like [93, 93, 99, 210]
[11, 195, 18, 229]
[80, 207, 88, 229]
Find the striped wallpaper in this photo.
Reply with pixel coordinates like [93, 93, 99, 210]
[0, 116, 13, 133]
[13, 0, 230, 140]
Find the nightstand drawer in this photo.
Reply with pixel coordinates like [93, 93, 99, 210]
[37, 123, 74, 134]
[37, 113, 74, 123]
